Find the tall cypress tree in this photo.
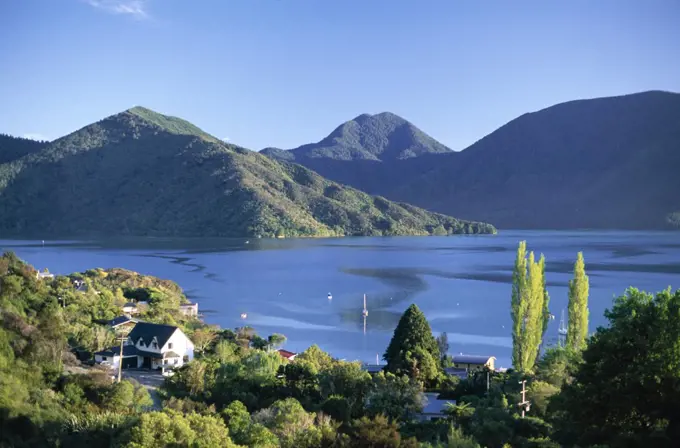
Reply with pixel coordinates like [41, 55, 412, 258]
[384, 304, 441, 382]
[511, 241, 528, 369]
[567, 252, 590, 350]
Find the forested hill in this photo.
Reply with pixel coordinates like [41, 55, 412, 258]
[0, 134, 49, 164]
[0, 108, 495, 238]
[261, 90, 680, 230]
[261, 112, 452, 162]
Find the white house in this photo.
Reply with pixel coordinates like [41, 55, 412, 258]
[179, 302, 199, 317]
[94, 322, 194, 373]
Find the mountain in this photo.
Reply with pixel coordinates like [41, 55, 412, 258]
[261, 112, 452, 162]
[0, 108, 495, 238]
[262, 91, 680, 230]
[0, 134, 49, 164]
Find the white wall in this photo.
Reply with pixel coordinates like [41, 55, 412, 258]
[162, 329, 194, 364]
[95, 353, 119, 371]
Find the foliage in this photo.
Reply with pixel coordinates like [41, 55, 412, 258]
[566, 252, 589, 351]
[511, 242, 549, 372]
[551, 287, 680, 447]
[365, 372, 425, 421]
[384, 304, 442, 383]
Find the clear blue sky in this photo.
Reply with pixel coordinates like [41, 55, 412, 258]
[1, 0, 679, 150]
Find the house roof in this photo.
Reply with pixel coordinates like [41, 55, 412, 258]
[128, 322, 179, 348]
[179, 303, 197, 308]
[361, 364, 384, 373]
[123, 302, 137, 308]
[95, 345, 140, 357]
[164, 351, 181, 358]
[277, 349, 296, 359]
[453, 355, 495, 365]
[421, 392, 456, 416]
[109, 315, 138, 327]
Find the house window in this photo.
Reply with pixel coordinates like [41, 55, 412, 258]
[102, 356, 107, 361]
[152, 342, 158, 349]
[173, 358, 177, 364]
[163, 359, 168, 365]
[168, 343, 173, 349]
[183, 355, 189, 363]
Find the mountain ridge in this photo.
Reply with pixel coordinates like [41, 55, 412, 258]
[0, 108, 495, 238]
[261, 90, 680, 230]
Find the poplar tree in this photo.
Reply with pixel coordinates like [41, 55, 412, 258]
[536, 254, 551, 362]
[511, 241, 528, 369]
[511, 241, 549, 372]
[567, 252, 590, 350]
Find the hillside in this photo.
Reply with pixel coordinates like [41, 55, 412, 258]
[261, 112, 451, 162]
[0, 134, 49, 164]
[263, 91, 680, 230]
[0, 108, 495, 238]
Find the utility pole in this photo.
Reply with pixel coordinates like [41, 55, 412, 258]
[117, 336, 125, 383]
[518, 380, 530, 418]
[486, 370, 490, 393]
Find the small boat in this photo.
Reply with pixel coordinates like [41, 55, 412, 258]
[240, 313, 247, 319]
[362, 294, 368, 317]
[327, 292, 333, 300]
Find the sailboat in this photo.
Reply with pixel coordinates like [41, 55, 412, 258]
[558, 309, 567, 346]
[362, 294, 368, 317]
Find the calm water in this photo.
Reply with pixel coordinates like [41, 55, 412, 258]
[2, 231, 679, 368]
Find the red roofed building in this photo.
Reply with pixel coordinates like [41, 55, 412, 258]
[277, 349, 297, 361]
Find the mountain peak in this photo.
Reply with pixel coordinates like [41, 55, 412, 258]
[263, 112, 451, 162]
[118, 106, 217, 141]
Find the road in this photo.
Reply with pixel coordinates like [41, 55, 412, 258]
[123, 369, 165, 410]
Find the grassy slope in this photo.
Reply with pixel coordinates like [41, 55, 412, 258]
[0, 109, 495, 238]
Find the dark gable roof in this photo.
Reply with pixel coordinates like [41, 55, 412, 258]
[128, 322, 179, 348]
[453, 355, 495, 365]
[95, 345, 139, 357]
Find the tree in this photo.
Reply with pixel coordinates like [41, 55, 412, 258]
[566, 252, 589, 351]
[192, 327, 217, 353]
[267, 333, 287, 350]
[511, 242, 548, 372]
[537, 254, 551, 362]
[365, 372, 424, 421]
[346, 414, 403, 447]
[384, 304, 441, 382]
[552, 288, 680, 447]
[511, 241, 528, 369]
[252, 398, 315, 447]
[436, 332, 449, 360]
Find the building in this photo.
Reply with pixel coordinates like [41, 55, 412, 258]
[179, 302, 199, 317]
[361, 364, 384, 375]
[452, 355, 496, 371]
[122, 301, 148, 316]
[94, 322, 194, 373]
[36, 271, 54, 280]
[277, 349, 297, 361]
[443, 367, 469, 380]
[419, 392, 456, 421]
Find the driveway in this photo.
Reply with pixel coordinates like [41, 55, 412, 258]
[123, 369, 165, 410]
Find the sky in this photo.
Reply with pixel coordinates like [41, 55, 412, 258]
[1, 0, 679, 150]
